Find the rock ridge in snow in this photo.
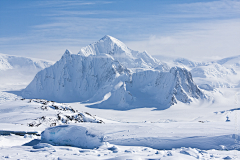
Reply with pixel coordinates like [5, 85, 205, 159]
[22, 36, 205, 110]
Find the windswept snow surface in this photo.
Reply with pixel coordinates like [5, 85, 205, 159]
[41, 123, 240, 150]
[1, 91, 240, 159]
[22, 36, 204, 110]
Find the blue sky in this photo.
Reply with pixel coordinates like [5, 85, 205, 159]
[0, 0, 240, 61]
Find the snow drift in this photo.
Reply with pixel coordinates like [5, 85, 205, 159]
[41, 124, 240, 150]
[41, 125, 103, 149]
[22, 35, 205, 109]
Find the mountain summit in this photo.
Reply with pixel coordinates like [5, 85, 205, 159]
[22, 36, 205, 110]
[78, 35, 168, 70]
[79, 35, 131, 57]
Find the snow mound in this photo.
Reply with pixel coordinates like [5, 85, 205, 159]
[0, 91, 19, 104]
[32, 143, 54, 149]
[41, 125, 103, 149]
[22, 36, 205, 109]
[41, 124, 240, 150]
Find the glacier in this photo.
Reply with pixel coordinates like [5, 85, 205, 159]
[22, 35, 205, 110]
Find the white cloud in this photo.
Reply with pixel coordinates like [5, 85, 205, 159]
[175, 0, 240, 17]
[1, 18, 240, 62]
[23, 1, 97, 8]
[1, 0, 240, 62]
[126, 19, 240, 61]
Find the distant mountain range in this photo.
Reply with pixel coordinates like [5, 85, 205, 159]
[171, 56, 240, 89]
[0, 53, 53, 71]
[0, 53, 54, 90]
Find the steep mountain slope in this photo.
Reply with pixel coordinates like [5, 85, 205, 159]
[22, 36, 205, 110]
[23, 50, 130, 103]
[79, 35, 169, 71]
[0, 55, 12, 70]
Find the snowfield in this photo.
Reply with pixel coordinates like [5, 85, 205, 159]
[0, 36, 240, 159]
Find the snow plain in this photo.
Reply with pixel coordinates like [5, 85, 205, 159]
[0, 36, 240, 159]
[1, 88, 239, 159]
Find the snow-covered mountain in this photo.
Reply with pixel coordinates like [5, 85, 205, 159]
[0, 53, 54, 90]
[216, 55, 240, 67]
[79, 35, 169, 71]
[215, 55, 240, 88]
[168, 56, 240, 89]
[22, 36, 205, 110]
[191, 63, 238, 88]
[2, 38, 240, 160]
[0, 53, 53, 71]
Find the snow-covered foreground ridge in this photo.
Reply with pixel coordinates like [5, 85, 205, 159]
[22, 35, 205, 109]
[41, 124, 240, 150]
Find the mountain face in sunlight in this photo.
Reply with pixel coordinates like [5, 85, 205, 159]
[22, 36, 205, 110]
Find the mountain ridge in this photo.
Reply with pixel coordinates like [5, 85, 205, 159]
[0, 53, 54, 71]
[22, 36, 205, 110]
